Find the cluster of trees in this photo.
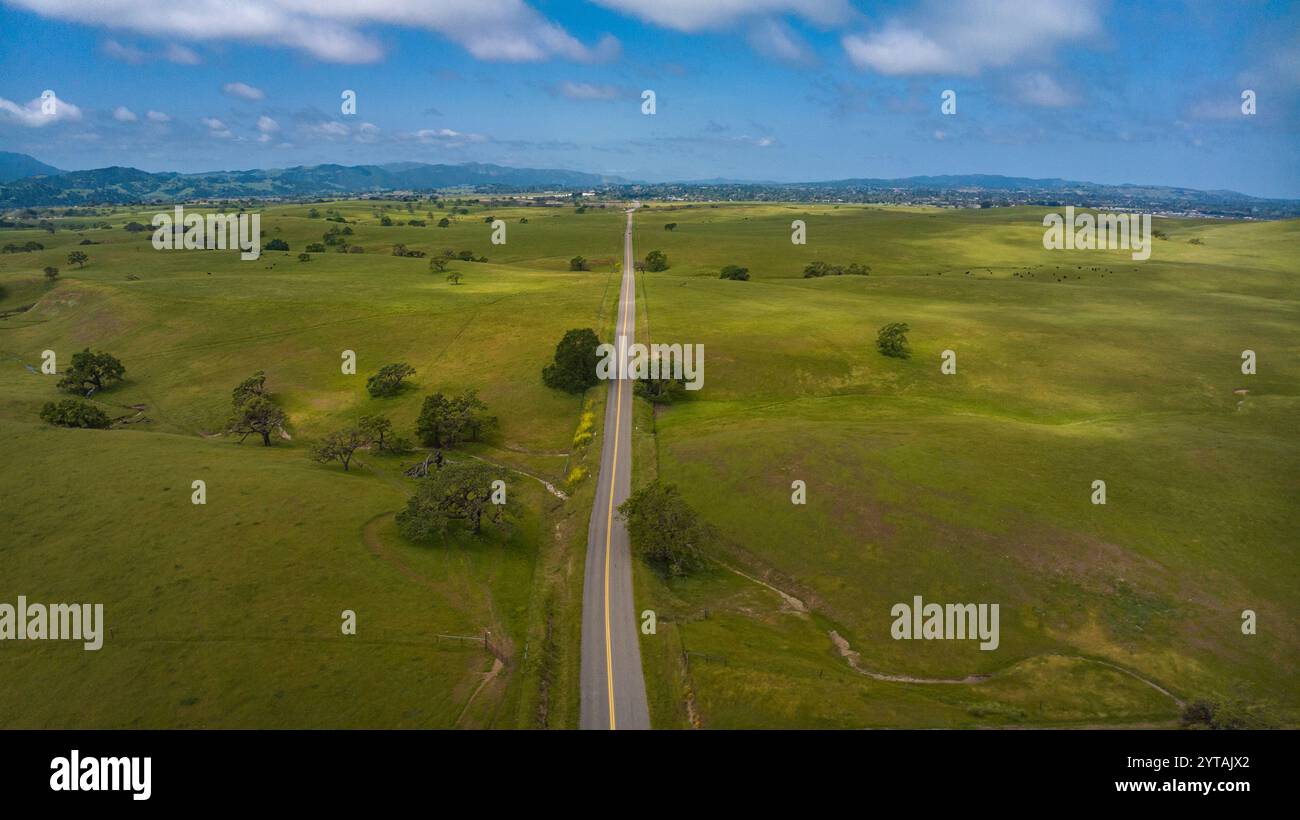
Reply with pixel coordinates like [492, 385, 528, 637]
[643, 249, 669, 271]
[428, 249, 488, 268]
[803, 260, 869, 278]
[58, 348, 124, 396]
[391, 244, 426, 258]
[377, 213, 430, 228]
[663, 223, 677, 231]
[876, 322, 910, 358]
[634, 375, 686, 404]
[415, 389, 496, 448]
[2, 241, 44, 253]
[311, 414, 413, 472]
[225, 370, 286, 446]
[428, 248, 485, 274]
[321, 225, 357, 253]
[569, 256, 589, 271]
[397, 461, 511, 539]
[67, 250, 88, 268]
[719, 264, 750, 281]
[619, 481, 714, 577]
[542, 328, 601, 393]
[264, 238, 289, 251]
[44, 266, 59, 282]
[38, 348, 125, 428]
[1180, 698, 1275, 730]
[40, 398, 111, 429]
[366, 362, 416, 398]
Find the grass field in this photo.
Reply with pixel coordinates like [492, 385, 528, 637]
[0, 199, 624, 727]
[2, 198, 1295, 728]
[626, 203, 1298, 728]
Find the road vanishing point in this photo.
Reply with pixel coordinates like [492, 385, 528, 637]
[579, 204, 651, 730]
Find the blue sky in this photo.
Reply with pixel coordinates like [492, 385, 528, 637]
[0, 0, 1297, 197]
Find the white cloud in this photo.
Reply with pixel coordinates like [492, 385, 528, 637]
[305, 120, 350, 139]
[355, 122, 380, 143]
[408, 127, 489, 147]
[10, 0, 619, 64]
[146, 109, 171, 122]
[201, 116, 233, 138]
[747, 19, 813, 64]
[0, 93, 84, 127]
[104, 38, 201, 64]
[843, 0, 1102, 76]
[256, 115, 280, 133]
[590, 0, 851, 32]
[164, 43, 201, 64]
[113, 105, 138, 122]
[556, 81, 624, 101]
[843, 26, 954, 75]
[1012, 71, 1078, 108]
[102, 39, 146, 63]
[223, 82, 265, 101]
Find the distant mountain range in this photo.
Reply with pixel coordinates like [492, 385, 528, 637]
[0, 151, 62, 184]
[0, 157, 624, 207]
[0, 153, 1296, 217]
[611, 174, 1300, 218]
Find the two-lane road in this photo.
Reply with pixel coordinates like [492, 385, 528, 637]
[579, 206, 650, 730]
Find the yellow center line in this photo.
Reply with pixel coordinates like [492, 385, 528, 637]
[604, 216, 633, 729]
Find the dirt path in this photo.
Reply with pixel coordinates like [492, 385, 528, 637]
[716, 560, 807, 613]
[455, 657, 505, 728]
[828, 628, 1182, 708]
[719, 555, 1183, 706]
[362, 512, 515, 726]
[457, 452, 568, 500]
[830, 630, 990, 684]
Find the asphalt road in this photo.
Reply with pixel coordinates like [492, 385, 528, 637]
[579, 205, 651, 730]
